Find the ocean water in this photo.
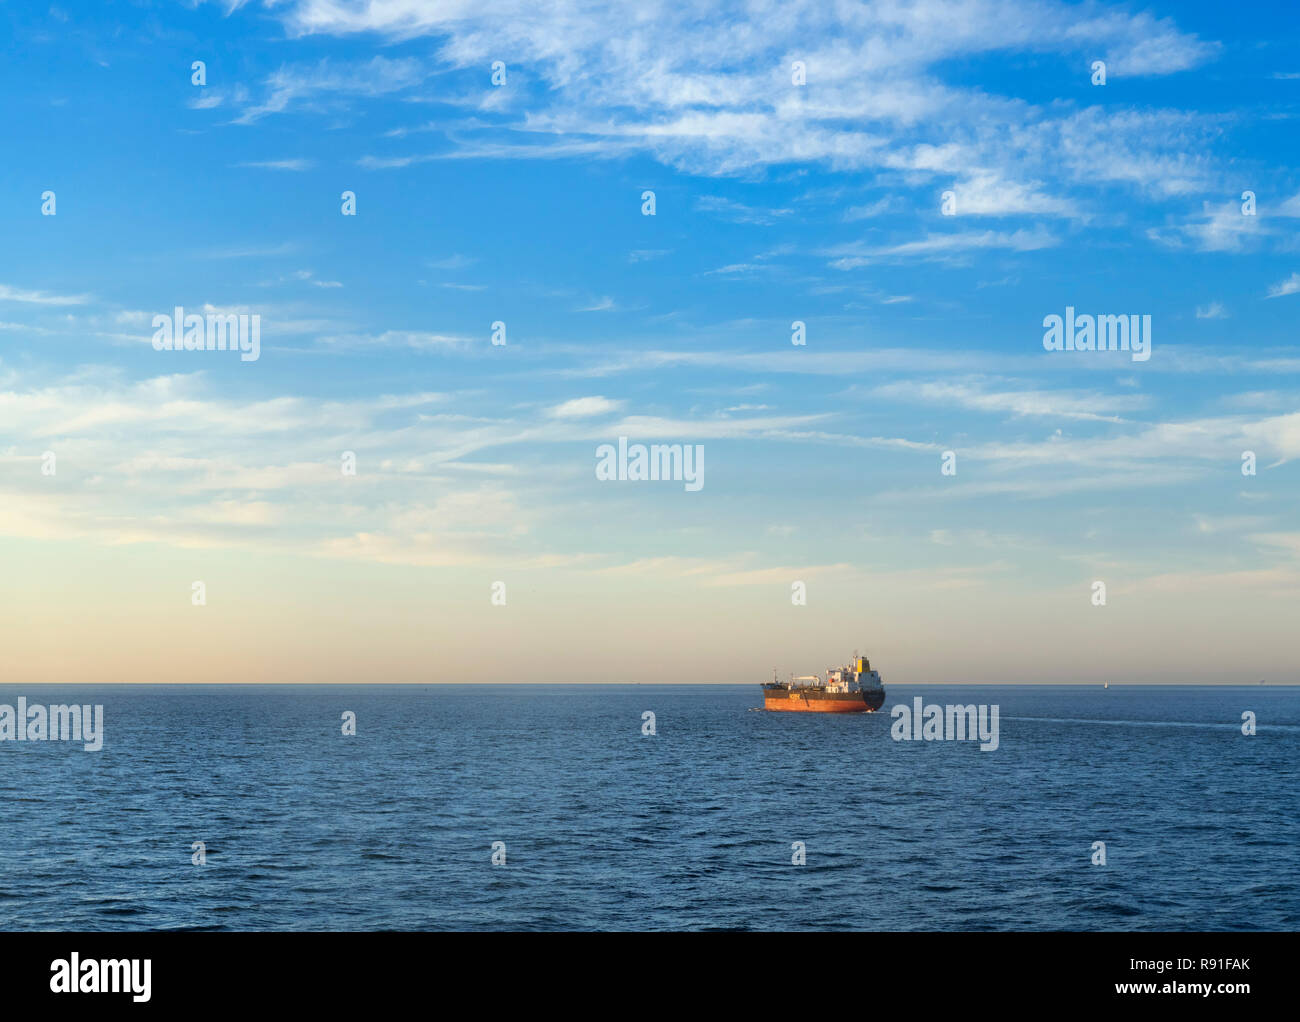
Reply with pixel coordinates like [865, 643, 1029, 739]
[0, 684, 1296, 931]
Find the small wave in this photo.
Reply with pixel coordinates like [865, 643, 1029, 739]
[94, 904, 149, 916]
[1085, 901, 1144, 917]
[1005, 715, 1300, 732]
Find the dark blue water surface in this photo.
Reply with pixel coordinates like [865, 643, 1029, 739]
[1, 684, 1296, 931]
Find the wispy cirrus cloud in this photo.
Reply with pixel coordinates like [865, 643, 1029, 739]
[869, 379, 1150, 423]
[252, 0, 1220, 221]
[235, 158, 316, 171]
[225, 56, 432, 124]
[0, 284, 92, 305]
[826, 227, 1058, 268]
[696, 195, 793, 225]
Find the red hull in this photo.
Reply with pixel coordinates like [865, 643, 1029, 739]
[761, 688, 885, 713]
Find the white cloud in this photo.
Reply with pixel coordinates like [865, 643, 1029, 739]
[314, 330, 474, 350]
[842, 197, 893, 221]
[696, 195, 792, 225]
[945, 172, 1078, 218]
[0, 284, 91, 306]
[263, 0, 1218, 212]
[231, 57, 431, 124]
[871, 379, 1148, 422]
[1148, 201, 1266, 252]
[827, 227, 1058, 268]
[236, 158, 315, 171]
[548, 396, 623, 418]
[1267, 273, 1300, 299]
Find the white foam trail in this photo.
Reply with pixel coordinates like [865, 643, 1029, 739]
[1005, 715, 1300, 732]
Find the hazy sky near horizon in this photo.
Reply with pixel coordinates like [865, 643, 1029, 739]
[1, 0, 1298, 684]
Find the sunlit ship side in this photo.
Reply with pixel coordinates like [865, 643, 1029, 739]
[760, 653, 886, 713]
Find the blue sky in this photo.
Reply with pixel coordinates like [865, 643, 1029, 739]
[1, 0, 1298, 684]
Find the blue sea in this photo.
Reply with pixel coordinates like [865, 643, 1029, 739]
[1, 684, 1296, 931]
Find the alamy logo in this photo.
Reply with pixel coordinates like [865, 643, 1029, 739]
[50, 954, 150, 1002]
[151, 306, 261, 362]
[890, 698, 999, 751]
[1042, 306, 1150, 362]
[0, 698, 103, 751]
[595, 437, 704, 492]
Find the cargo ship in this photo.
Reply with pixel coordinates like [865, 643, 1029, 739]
[760, 653, 886, 713]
